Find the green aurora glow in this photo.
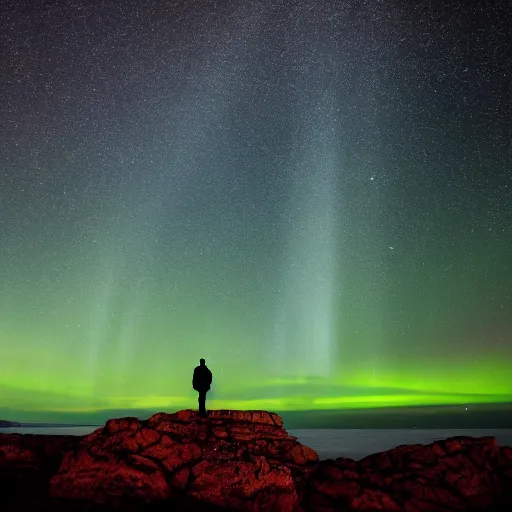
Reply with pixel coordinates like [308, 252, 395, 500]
[1, 1, 511, 424]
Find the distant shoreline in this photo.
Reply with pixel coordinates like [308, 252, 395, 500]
[0, 422, 101, 428]
[0, 420, 101, 428]
[0, 420, 21, 428]
[2, 402, 511, 429]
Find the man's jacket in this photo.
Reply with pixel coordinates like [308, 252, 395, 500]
[193, 365, 212, 392]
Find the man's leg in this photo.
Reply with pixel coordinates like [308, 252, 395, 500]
[202, 391, 208, 416]
[198, 390, 207, 417]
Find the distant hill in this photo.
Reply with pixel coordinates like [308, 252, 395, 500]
[0, 420, 22, 427]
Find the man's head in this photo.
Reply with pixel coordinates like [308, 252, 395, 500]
[200, 358, 205, 366]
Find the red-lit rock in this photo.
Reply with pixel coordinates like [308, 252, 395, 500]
[49, 409, 316, 511]
[1, 412, 512, 511]
[0, 433, 81, 510]
[299, 436, 508, 512]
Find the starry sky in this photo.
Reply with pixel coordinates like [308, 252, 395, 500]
[1, 0, 511, 424]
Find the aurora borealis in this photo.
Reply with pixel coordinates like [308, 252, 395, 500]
[1, 1, 511, 424]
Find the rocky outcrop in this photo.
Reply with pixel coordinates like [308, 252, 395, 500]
[299, 436, 512, 512]
[0, 420, 22, 427]
[1, 409, 511, 511]
[0, 432, 82, 510]
[50, 409, 317, 511]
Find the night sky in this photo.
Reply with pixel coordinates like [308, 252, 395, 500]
[1, 0, 511, 423]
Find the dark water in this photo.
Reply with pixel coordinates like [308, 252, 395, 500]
[1, 426, 511, 461]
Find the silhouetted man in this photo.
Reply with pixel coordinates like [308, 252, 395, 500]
[192, 358, 212, 417]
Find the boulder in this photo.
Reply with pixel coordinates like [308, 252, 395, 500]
[0, 433, 81, 509]
[299, 435, 509, 511]
[49, 409, 318, 511]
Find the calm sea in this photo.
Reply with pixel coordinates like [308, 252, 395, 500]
[1, 426, 511, 460]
